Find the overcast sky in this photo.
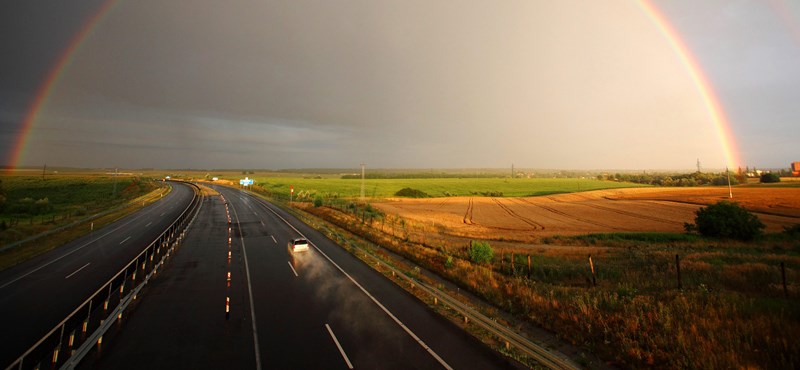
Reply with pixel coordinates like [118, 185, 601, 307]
[1, 0, 798, 170]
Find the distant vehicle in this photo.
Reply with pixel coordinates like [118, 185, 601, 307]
[288, 238, 309, 253]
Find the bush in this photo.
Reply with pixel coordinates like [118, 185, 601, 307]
[468, 240, 494, 264]
[394, 188, 430, 198]
[759, 173, 780, 183]
[313, 196, 323, 207]
[784, 224, 800, 236]
[691, 201, 765, 240]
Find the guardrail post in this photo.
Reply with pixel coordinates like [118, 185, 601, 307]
[83, 300, 92, 335]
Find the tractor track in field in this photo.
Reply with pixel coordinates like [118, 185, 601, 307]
[463, 197, 475, 224]
[545, 195, 684, 226]
[518, 198, 626, 230]
[492, 198, 545, 231]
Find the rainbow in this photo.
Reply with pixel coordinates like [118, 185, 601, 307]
[9, 0, 744, 170]
[7, 0, 118, 170]
[637, 0, 741, 170]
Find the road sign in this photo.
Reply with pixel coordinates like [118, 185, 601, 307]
[239, 177, 254, 186]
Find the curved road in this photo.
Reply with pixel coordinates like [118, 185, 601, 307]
[0, 181, 196, 368]
[89, 185, 524, 369]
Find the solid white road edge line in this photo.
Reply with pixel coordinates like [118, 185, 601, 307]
[255, 197, 454, 370]
[0, 188, 181, 290]
[64, 263, 91, 279]
[326, 323, 354, 369]
[227, 191, 263, 370]
[287, 261, 299, 277]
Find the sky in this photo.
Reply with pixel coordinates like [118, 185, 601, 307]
[1, 0, 798, 171]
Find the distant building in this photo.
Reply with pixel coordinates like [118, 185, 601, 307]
[792, 162, 800, 177]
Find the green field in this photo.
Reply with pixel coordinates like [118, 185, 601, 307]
[0, 174, 160, 246]
[232, 176, 647, 199]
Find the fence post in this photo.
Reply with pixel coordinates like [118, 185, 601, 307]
[511, 253, 515, 276]
[676, 254, 682, 290]
[588, 255, 596, 287]
[527, 254, 531, 278]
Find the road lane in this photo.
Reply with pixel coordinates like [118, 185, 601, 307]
[0, 181, 196, 368]
[86, 193, 255, 369]
[226, 186, 520, 369]
[233, 187, 521, 369]
[90, 185, 523, 369]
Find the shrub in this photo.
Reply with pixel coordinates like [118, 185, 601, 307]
[784, 224, 800, 236]
[691, 201, 765, 240]
[394, 188, 430, 198]
[444, 255, 454, 269]
[33, 197, 53, 215]
[313, 196, 323, 207]
[468, 240, 494, 264]
[759, 173, 780, 183]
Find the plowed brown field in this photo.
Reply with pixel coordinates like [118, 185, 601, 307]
[373, 187, 800, 240]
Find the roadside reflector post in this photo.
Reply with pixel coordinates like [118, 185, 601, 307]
[588, 255, 597, 287]
[464, 316, 469, 324]
[226, 297, 230, 320]
[434, 297, 438, 305]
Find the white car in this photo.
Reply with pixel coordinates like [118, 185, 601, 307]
[288, 238, 309, 253]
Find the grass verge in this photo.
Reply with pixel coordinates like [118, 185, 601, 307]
[0, 185, 170, 271]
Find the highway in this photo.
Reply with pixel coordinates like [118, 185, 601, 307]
[0, 181, 197, 368]
[89, 185, 524, 369]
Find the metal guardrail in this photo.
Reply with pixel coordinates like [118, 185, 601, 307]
[4, 181, 202, 370]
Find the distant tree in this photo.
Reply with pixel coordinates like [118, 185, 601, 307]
[760, 173, 781, 183]
[313, 195, 323, 207]
[468, 240, 494, 264]
[688, 201, 765, 240]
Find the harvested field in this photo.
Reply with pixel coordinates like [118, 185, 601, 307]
[374, 187, 800, 240]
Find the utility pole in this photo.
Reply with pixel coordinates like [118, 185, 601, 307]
[696, 158, 701, 173]
[726, 166, 733, 199]
[42, 164, 46, 180]
[360, 163, 366, 200]
[112, 167, 118, 196]
[511, 163, 514, 179]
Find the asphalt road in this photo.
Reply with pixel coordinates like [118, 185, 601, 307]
[90, 186, 524, 369]
[0, 181, 196, 368]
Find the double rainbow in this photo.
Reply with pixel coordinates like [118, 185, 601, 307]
[8, 0, 742, 170]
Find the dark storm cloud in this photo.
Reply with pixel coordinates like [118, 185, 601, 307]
[3, 0, 799, 169]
